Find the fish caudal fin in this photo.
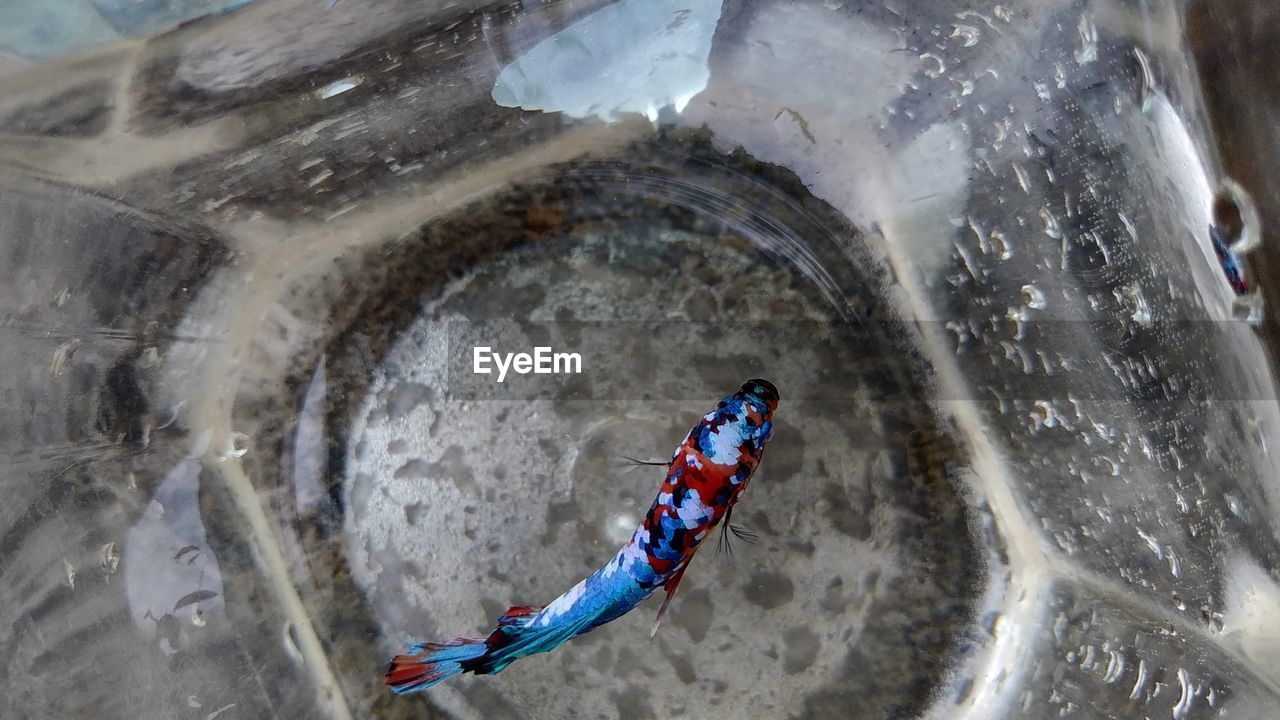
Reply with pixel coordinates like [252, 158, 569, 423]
[387, 604, 581, 694]
[386, 638, 489, 694]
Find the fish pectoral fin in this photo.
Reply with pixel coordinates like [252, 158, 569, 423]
[619, 454, 672, 468]
[650, 565, 688, 638]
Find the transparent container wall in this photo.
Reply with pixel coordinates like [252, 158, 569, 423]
[2, 1, 1278, 718]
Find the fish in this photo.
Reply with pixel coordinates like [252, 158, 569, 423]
[386, 379, 780, 694]
[1210, 224, 1250, 295]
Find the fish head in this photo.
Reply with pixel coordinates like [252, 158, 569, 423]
[738, 379, 778, 452]
[739, 378, 779, 414]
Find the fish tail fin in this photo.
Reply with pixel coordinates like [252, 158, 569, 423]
[470, 604, 593, 675]
[386, 638, 489, 694]
[385, 605, 552, 694]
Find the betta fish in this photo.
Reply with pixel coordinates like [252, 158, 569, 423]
[386, 379, 779, 694]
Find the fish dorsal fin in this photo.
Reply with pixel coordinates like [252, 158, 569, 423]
[650, 565, 689, 638]
[497, 605, 543, 627]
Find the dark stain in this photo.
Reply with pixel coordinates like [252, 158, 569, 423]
[479, 597, 504, 624]
[822, 482, 872, 540]
[386, 381, 433, 419]
[537, 437, 562, 463]
[672, 587, 713, 643]
[820, 577, 851, 615]
[426, 445, 476, 493]
[742, 571, 794, 610]
[392, 458, 430, 480]
[403, 502, 425, 526]
[0, 81, 112, 137]
[782, 627, 821, 675]
[659, 640, 698, 685]
[788, 539, 816, 557]
[540, 499, 580, 546]
[746, 510, 777, 536]
[592, 645, 614, 672]
[614, 647, 646, 677]
[96, 360, 149, 443]
[863, 568, 881, 591]
[763, 417, 805, 483]
[614, 684, 656, 720]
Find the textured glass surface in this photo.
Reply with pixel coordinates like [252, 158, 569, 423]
[1, 1, 1277, 719]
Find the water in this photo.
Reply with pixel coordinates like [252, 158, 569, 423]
[1, 1, 1279, 719]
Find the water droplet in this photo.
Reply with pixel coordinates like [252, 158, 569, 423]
[1012, 163, 1031, 193]
[63, 558, 76, 590]
[1119, 284, 1152, 326]
[1133, 47, 1155, 112]
[99, 542, 120, 576]
[990, 230, 1011, 259]
[951, 24, 980, 47]
[1039, 207, 1062, 239]
[1075, 15, 1098, 64]
[993, 4, 1012, 22]
[1213, 177, 1261, 254]
[1224, 492, 1245, 518]
[1021, 284, 1046, 309]
[1173, 668, 1194, 718]
[1101, 648, 1126, 683]
[1129, 658, 1149, 700]
[1231, 294, 1265, 326]
[221, 432, 251, 461]
[283, 622, 303, 662]
[1030, 400, 1058, 431]
[920, 53, 945, 79]
[318, 76, 362, 99]
[50, 338, 82, 377]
